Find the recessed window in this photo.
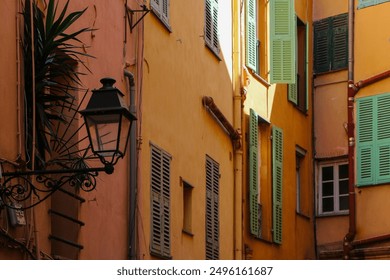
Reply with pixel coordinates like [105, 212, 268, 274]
[182, 180, 193, 235]
[319, 162, 349, 215]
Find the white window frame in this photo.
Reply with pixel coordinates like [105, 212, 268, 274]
[318, 161, 349, 216]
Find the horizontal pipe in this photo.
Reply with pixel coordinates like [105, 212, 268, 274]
[355, 69, 390, 91]
[202, 96, 241, 148]
[352, 233, 390, 247]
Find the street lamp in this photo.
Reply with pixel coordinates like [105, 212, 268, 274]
[0, 78, 136, 209]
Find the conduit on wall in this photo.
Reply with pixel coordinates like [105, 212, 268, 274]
[202, 96, 241, 149]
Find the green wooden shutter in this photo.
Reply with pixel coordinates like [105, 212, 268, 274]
[332, 14, 348, 70]
[270, 0, 296, 84]
[150, 146, 171, 258]
[313, 18, 330, 73]
[206, 156, 219, 259]
[305, 23, 309, 111]
[358, 0, 390, 9]
[357, 98, 375, 186]
[288, 84, 298, 104]
[246, 0, 257, 71]
[249, 109, 259, 236]
[272, 126, 283, 244]
[376, 95, 390, 184]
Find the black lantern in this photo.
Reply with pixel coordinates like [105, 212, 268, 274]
[80, 78, 136, 172]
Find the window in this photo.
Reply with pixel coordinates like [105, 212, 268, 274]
[272, 126, 283, 244]
[319, 162, 349, 215]
[357, 93, 390, 186]
[150, 144, 171, 259]
[150, 0, 170, 29]
[270, 0, 296, 84]
[358, 0, 390, 9]
[182, 180, 193, 235]
[313, 13, 348, 74]
[204, 0, 220, 56]
[296, 147, 306, 215]
[288, 17, 308, 112]
[205, 156, 219, 260]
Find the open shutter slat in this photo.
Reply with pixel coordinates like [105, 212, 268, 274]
[332, 14, 348, 70]
[376, 95, 390, 183]
[249, 109, 260, 237]
[272, 126, 283, 244]
[270, 0, 296, 84]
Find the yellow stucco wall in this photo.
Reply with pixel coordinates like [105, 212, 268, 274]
[242, 0, 315, 259]
[137, 1, 235, 259]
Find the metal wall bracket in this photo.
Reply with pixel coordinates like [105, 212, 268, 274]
[126, 4, 150, 32]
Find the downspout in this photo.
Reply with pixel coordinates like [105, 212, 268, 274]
[232, 0, 243, 260]
[124, 69, 137, 260]
[344, 0, 356, 259]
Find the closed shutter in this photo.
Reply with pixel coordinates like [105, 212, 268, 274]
[150, 145, 171, 258]
[288, 83, 298, 105]
[357, 98, 374, 186]
[246, 0, 257, 71]
[205, 0, 219, 54]
[313, 18, 330, 73]
[270, 0, 296, 84]
[332, 13, 348, 70]
[272, 126, 283, 244]
[205, 156, 219, 259]
[249, 109, 260, 236]
[376, 95, 390, 183]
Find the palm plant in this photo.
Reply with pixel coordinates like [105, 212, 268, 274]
[23, 0, 93, 169]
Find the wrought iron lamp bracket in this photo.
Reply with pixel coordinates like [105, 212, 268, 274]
[126, 4, 150, 32]
[0, 166, 110, 210]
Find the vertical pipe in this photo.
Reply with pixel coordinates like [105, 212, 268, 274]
[124, 69, 137, 260]
[232, 0, 243, 260]
[344, 0, 356, 259]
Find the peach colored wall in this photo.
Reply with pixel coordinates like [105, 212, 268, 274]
[313, 0, 348, 21]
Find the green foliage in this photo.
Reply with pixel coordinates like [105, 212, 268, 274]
[23, 0, 93, 168]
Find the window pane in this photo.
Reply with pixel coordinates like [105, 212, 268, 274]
[339, 196, 349, 211]
[322, 197, 334, 212]
[339, 179, 349, 195]
[339, 164, 349, 179]
[322, 166, 334, 181]
[322, 182, 334, 196]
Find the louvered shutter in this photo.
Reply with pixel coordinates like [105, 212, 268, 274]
[313, 18, 330, 73]
[332, 14, 348, 70]
[150, 0, 161, 18]
[161, 0, 169, 26]
[205, 156, 219, 260]
[272, 126, 283, 244]
[205, 0, 219, 54]
[249, 109, 260, 236]
[376, 95, 390, 183]
[150, 146, 171, 258]
[270, 0, 296, 84]
[288, 83, 298, 104]
[246, 0, 257, 71]
[357, 98, 375, 186]
[305, 24, 309, 111]
[357, 0, 390, 9]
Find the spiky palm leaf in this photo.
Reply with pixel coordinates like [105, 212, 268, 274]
[23, 0, 94, 169]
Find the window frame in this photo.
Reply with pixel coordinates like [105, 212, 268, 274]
[358, 0, 390, 9]
[318, 161, 349, 216]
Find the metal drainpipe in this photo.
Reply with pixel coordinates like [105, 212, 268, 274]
[124, 69, 137, 260]
[344, 0, 356, 259]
